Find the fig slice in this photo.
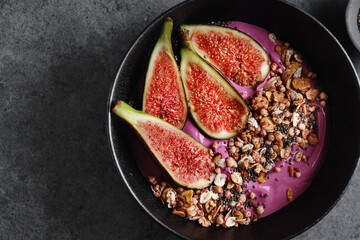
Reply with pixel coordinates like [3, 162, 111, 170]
[113, 101, 215, 189]
[181, 24, 270, 88]
[142, 17, 187, 129]
[180, 48, 250, 139]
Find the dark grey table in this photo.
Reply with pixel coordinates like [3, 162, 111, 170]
[0, 0, 359, 239]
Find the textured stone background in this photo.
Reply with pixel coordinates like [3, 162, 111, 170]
[0, 0, 359, 239]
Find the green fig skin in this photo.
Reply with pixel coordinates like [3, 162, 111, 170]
[180, 48, 250, 140]
[181, 24, 270, 88]
[142, 17, 187, 129]
[113, 101, 215, 189]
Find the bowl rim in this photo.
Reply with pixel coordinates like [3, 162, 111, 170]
[106, 0, 360, 239]
[345, 0, 360, 52]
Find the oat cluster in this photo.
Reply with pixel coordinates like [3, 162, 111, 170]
[148, 39, 328, 228]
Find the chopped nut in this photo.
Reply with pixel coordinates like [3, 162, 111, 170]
[226, 181, 235, 189]
[288, 166, 294, 177]
[214, 186, 223, 194]
[182, 190, 194, 204]
[254, 164, 263, 174]
[215, 158, 226, 168]
[211, 143, 218, 150]
[238, 194, 246, 203]
[273, 91, 287, 103]
[264, 77, 279, 91]
[244, 211, 251, 218]
[319, 92, 328, 100]
[213, 154, 222, 163]
[225, 217, 237, 227]
[226, 157, 238, 168]
[252, 96, 269, 110]
[229, 146, 237, 154]
[280, 146, 291, 159]
[265, 91, 272, 101]
[260, 108, 269, 117]
[257, 172, 266, 183]
[230, 172, 243, 185]
[200, 190, 215, 204]
[282, 61, 302, 82]
[249, 192, 256, 199]
[305, 88, 320, 101]
[209, 149, 214, 157]
[214, 173, 227, 187]
[307, 133, 319, 145]
[292, 77, 311, 91]
[241, 144, 254, 152]
[295, 171, 301, 178]
[224, 190, 232, 198]
[148, 176, 158, 185]
[287, 189, 293, 201]
[275, 45, 285, 55]
[268, 33, 277, 43]
[260, 117, 275, 132]
[161, 187, 174, 200]
[274, 167, 281, 172]
[234, 210, 244, 219]
[172, 208, 186, 218]
[256, 205, 265, 215]
[205, 200, 216, 213]
[216, 214, 224, 226]
[294, 151, 303, 163]
[186, 205, 197, 217]
[198, 217, 211, 227]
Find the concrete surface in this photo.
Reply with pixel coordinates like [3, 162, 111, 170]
[0, 0, 359, 239]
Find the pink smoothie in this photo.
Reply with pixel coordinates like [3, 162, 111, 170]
[130, 21, 329, 218]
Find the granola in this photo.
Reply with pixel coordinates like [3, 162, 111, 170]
[145, 26, 328, 228]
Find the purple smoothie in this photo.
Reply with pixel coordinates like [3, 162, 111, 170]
[131, 21, 329, 218]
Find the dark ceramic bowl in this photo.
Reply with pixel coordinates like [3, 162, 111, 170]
[107, 0, 360, 239]
[346, 0, 360, 52]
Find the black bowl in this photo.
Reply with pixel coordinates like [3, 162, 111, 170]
[107, 0, 360, 239]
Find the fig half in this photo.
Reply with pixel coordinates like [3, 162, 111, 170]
[142, 17, 187, 129]
[113, 101, 215, 189]
[180, 48, 250, 139]
[181, 24, 270, 88]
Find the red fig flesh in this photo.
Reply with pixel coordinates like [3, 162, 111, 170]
[142, 18, 187, 129]
[181, 24, 270, 88]
[180, 48, 250, 139]
[113, 101, 215, 189]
